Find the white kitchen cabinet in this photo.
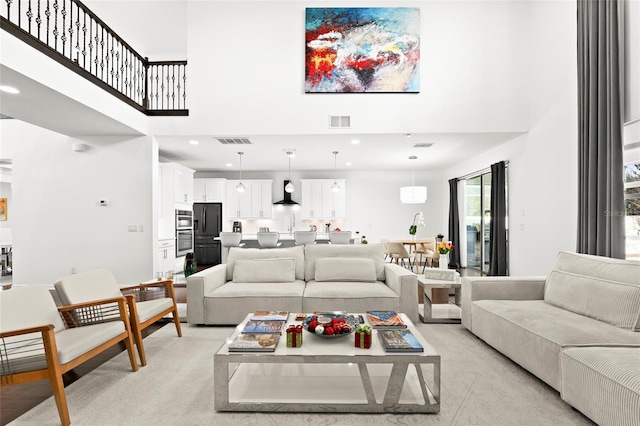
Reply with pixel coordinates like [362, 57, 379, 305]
[157, 239, 176, 276]
[301, 179, 346, 219]
[158, 163, 195, 240]
[194, 178, 225, 202]
[226, 180, 273, 219]
[250, 181, 273, 218]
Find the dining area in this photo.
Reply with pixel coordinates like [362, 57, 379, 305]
[383, 237, 453, 274]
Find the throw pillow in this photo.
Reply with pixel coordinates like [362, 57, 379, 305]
[314, 258, 377, 282]
[232, 258, 296, 283]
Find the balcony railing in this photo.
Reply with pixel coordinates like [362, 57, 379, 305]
[1, 0, 188, 115]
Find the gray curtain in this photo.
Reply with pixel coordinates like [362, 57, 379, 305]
[489, 161, 508, 276]
[448, 178, 460, 269]
[577, 0, 626, 258]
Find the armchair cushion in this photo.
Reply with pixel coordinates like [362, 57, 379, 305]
[232, 258, 296, 283]
[1, 285, 66, 333]
[314, 258, 376, 282]
[135, 298, 175, 323]
[54, 268, 122, 305]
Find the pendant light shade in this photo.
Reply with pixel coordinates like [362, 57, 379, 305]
[285, 151, 295, 193]
[401, 155, 427, 204]
[236, 152, 245, 193]
[331, 151, 340, 192]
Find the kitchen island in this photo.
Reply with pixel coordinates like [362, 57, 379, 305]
[215, 233, 354, 248]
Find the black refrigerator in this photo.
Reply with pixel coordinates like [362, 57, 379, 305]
[193, 203, 222, 268]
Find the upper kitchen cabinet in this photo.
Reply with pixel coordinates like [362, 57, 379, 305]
[226, 180, 273, 219]
[160, 163, 194, 207]
[193, 178, 225, 202]
[300, 179, 346, 219]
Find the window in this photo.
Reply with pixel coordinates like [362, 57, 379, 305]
[624, 161, 640, 260]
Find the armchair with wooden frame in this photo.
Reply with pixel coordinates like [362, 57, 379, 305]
[54, 269, 182, 367]
[0, 285, 138, 426]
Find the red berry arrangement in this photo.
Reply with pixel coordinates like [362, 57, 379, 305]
[306, 315, 353, 336]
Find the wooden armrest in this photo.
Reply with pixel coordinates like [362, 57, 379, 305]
[120, 280, 173, 291]
[0, 324, 53, 338]
[57, 295, 128, 313]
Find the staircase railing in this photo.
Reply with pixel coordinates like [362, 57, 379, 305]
[1, 0, 188, 115]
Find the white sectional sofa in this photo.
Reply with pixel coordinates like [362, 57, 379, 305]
[187, 243, 418, 325]
[462, 251, 640, 425]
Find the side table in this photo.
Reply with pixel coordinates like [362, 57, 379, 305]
[418, 275, 462, 324]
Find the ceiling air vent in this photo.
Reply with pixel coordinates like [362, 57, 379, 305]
[216, 137, 252, 145]
[413, 143, 434, 148]
[329, 116, 351, 129]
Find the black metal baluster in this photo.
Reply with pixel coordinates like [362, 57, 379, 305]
[61, 0, 67, 56]
[81, 9, 86, 68]
[52, 0, 58, 51]
[36, 0, 41, 40]
[45, 0, 50, 45]
[87, 17, 92, 73]
[99, 26, 104, 81]
[27, 0, 33, 35]
[183, 65, 187, 109]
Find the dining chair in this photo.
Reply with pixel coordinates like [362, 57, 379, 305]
[380, 239, 391, 262]
[294, 231, 317, 245]
[415, 238, 437, 273]
[0, 285, 138, 426]
[257, 231, 281, 248]
[329, 231, 352, 244]
[54, 269, 182, 367]
[386, 241, 415, 271]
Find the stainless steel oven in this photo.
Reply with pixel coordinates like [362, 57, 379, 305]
[176, 229, 193, 257]
[176, 209, 193, 230]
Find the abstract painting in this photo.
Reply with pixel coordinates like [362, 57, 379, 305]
[305, 7, 420, 93]
[0, 198, 6, 221]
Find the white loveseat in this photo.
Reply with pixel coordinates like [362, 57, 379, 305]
[187, 243, 418, 325]
[462, 251, 640, 425]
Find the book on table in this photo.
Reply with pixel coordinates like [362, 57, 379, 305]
[228, 333, 280, 352]
[366, 311, 407, 329]
[242, 320, 286, 334]
[250, 311, 289, 321]
[377, 329, 424, 353]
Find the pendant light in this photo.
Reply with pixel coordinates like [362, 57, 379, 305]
[285, 151, 295, 193]
[400, 155, 427, 203]
[331, 151, 340, 192]
[236, 152, 246, 193]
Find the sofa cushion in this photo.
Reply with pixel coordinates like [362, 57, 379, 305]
[314, 258, 376, 282]
[471, 299, 640, 391]
[304, 244, 385, 282]
[544, 252, 640, 330]
[232, 258, 296, 283]
[226, 246, 305, 281]
[545, 271, 640, 330]
[560, 347, 640, 426]
[303, 280, 400, 313]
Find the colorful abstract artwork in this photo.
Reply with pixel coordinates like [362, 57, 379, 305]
[305, 7, 420, 93]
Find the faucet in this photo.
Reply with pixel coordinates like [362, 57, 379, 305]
[288, 213, 296, 235]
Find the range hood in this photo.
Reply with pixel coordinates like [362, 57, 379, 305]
[273, 180, 299, 205]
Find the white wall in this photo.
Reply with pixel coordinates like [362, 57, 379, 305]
[198, 169, 445, 243]
[147, 0, 529, 136]
[444, 0, 578, 275]
[1, 120, 156, 286]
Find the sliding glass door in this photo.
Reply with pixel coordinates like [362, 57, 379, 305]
[465, 172, 493, 273]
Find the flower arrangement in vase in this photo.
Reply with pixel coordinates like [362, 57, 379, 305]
[437, 241, 454, 269]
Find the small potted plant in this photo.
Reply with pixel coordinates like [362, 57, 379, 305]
[409, 212, 425, 240]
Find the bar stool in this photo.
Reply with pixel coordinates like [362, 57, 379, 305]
[294, 231, 317, 245]
[329, 231, 352, 244]
[257, 232, 281, 248]
[220, 232, 243, 256]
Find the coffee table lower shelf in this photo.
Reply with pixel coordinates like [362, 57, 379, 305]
[215, 357, 439, 413]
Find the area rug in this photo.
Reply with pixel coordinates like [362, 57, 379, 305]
[10, 323, 592, 426]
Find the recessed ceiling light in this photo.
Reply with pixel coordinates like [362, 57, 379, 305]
[345, 162, 352, 166]
[225, 163, 233, 167]
[351, 139, 360, 145]
[0, 85, 20, 94]
[189, 140, 199, 145]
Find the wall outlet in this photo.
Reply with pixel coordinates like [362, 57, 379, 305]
[138, 224, 144, 232]
[71, 266, 77, 274]
[128, 225, 138, 232]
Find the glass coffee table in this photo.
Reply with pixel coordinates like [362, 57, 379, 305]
[214, 313, 440, 413]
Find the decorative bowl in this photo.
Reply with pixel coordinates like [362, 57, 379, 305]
[302, 313, 357, 338]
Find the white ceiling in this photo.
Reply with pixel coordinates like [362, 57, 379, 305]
[1, 65, 523, 173]
[155, 132, 522, 173]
